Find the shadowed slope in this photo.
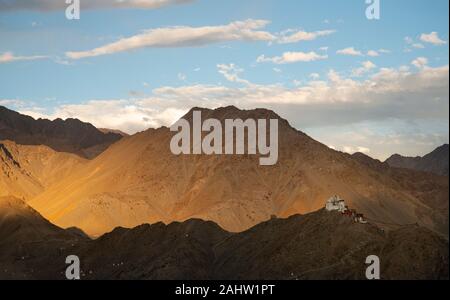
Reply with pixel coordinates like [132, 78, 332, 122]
[2, 204, 446, 280]
[386, 144, 449, 176]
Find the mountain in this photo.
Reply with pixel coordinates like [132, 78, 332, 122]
[29, 106, 449, 238]
[0, 196, 88, 279]
[0, 204, 447, 280]
[385, 144, 449, 176]
[0, 140, 85, 200]
[99, 128, 129, 137]
[0, 105, 122, 159]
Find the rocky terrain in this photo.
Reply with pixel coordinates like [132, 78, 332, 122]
[1, 106, 448, 280]
[0, 140, 85, 199]
[0, 196, 447, 280]
[25, 106, 449, 238]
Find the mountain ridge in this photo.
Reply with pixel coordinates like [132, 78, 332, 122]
[1, 196, 447, 280]
[0, 105, 123, 159]
[385, 144, 449, 176]
[27, 106, 449, 238]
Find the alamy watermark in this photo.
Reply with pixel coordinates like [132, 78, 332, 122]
[366, 0, 380, 20]
[65, 255, 80, 280]
[170, 110, 279, 166]
[365, 255, 380, 279]
[65, 0, 80, 20]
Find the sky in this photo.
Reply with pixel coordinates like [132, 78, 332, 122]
[0, 0, 448, 160]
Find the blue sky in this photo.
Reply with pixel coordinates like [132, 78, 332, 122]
[0, 0, 449, 159]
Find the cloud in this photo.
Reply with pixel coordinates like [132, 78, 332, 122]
[0, 51, 47, 63]
[66, 20, 276, 59]
[256, 51, 328, 64]
[412, 43, 425, 49]
[177, 72, 187, 81]
[0, 0, 194, 11]
[367, 49, 390, 57]
[351, 60, 376, 77]
[411, 57, 428, 69]
[310, 123, 448, 160]
[277, 29, 335, 44]
[342, 146, 371, 155]
[336, 47, 363, 56]
[0, 99, 25, 107]
[16, 63, 448, 159]
[404, 36, 414, 44]
[217, 63, 250, 85]
[309, 73, 320, 80]
[22, 63, 448, 136]
[420, 32, 447, 45]
[21, 99, 187, 134]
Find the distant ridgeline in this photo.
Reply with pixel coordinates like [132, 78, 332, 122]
[0, 106, 122, 159]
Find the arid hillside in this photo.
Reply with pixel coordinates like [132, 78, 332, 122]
[0, 140, 86, 199]
[28, 106, 449, 238]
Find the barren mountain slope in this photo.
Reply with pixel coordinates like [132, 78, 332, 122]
[2, 205, 446, 280]
[0, 196, 88, 279]
[0, 140, 86, 200]
[29, 106, 449, 237]
[0, 105, 122, 159]
[77, 211, 448, 280]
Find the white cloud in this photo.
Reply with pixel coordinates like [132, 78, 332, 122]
[21, 99, 186, 134]
[404, 36, 414, 44]
[0, 0, 194, 11]
[351, 60, 377, 77]
[0, 99, 25, 107]
[277, 29, 335, 44]
[66, 20, 276, 59]
[217, 63, 250, 85]
[367, 49, 390, 57]
[412, 43, 425, 49]
[336, 47, 363, 56]
[21, 64, 448, 137]
[257, 51, 328, 64]
[292, 80, 302, 86]
[342, 146, 371, 155]
[177, 72, 187, 81]
[65, 22, 336, 59]
[309, 73, 320, 80]
[411, 57, 428, 69]
[420, 32, 447, 45]
[0, 51, 47, 63]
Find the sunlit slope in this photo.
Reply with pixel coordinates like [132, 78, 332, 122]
[29, 107, 449, 237]
[0, 140, 86, 200]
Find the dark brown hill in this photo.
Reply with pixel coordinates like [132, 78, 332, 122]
[385, 144, 449, 176]
[0, 199, 447, 280]
[0, 105, 122, 159]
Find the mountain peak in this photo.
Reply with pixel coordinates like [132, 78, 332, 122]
[180, 106, 292, 129]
